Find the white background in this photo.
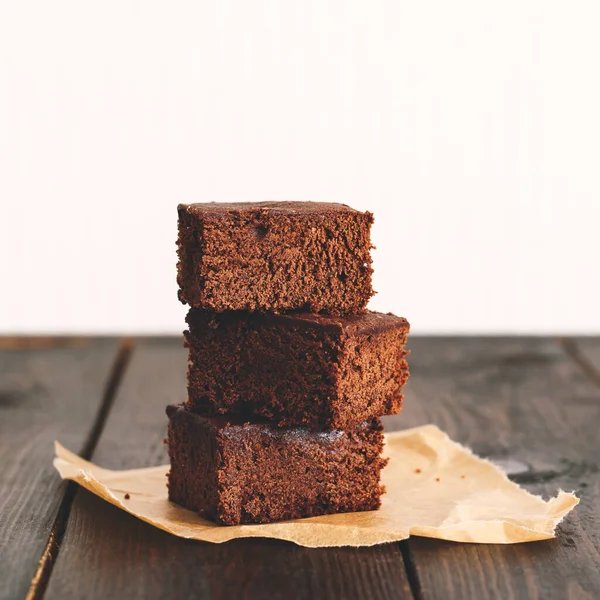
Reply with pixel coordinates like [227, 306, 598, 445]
[1, 1, 599, 335]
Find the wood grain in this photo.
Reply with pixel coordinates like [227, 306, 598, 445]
[382, 337, 600, 600]
[45, 337, 414, 600]
[563, 337, 600, 390]
[0, 338, 122, 600]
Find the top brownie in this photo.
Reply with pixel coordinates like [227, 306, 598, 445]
[177, 201, 374, 314]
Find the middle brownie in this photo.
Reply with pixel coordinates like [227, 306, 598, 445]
[185, 309, 410, 430]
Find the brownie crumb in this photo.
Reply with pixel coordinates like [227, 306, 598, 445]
[166, 405, 387, 525]
[124, 493, 130, 500]
[177, 201, 374, 314]
[185, 309, 410, 430]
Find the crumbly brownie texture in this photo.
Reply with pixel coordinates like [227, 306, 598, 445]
[177, 201, 374, 315]
[166, 405, 388, 525]
[185, 309, 410, 430]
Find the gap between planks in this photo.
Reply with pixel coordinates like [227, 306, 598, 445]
[25, 338, 134, 600]
[400, 541, 424, 600]
[561, 337, 600, 390]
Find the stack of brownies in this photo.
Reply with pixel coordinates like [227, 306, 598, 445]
[167, 201, 410, 525]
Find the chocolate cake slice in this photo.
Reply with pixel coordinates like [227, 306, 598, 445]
[185, 309, 410, 430]
[177, 201, 374, 314]
[167, 405, 388, 525]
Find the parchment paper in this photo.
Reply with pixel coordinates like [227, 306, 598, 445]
[53, 424, 578, 548]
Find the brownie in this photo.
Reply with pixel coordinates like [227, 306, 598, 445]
[185, 309, 410, 430]
[166, 405, 388, 525]
[177, 201, 374, 314]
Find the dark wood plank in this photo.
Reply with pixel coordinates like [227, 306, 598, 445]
[382, 337, 600, 600]
[46, 337, 414, 600]
[0, 337, 123, 600]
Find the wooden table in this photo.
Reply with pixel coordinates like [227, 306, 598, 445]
[1, 336, 599, 600]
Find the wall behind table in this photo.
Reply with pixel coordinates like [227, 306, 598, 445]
[1, 0, 599, 334]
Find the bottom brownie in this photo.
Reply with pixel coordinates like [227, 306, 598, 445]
[166, 405, 388, 525]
